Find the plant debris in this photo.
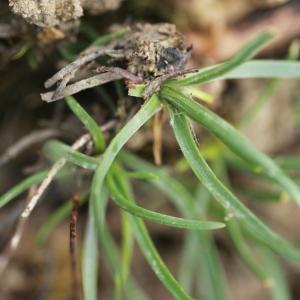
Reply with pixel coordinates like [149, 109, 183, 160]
[41, 22, 191, 102]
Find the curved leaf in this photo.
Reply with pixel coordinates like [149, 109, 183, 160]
[66, 96, 105, 152]
[107, 172, 225, 231]
[0, 170, 48, 209]
[169, 32, 273, 86]
[161, 86, 300, 206]
[168, 108, 300, 262]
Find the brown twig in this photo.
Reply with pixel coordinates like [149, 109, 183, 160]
[51, 71, 76, 101]
[44, 46, 115, 89]
[153, 110, 163, 165]
[96, 66, 143, 83]
[142, 68, 198, 99]
[41, 72, 123, 102]
[70, 192, 82, 300]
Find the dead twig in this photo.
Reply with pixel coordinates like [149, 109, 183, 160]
[51, 70, 77, 101]
[44, 46, 116, 89]
[0, 134, 90, 274]
[143, 68, 198, 99]
[70, 192, 82, 300]
[153, 111, 163, 165]
[96, 66, 143, 83]
[41, 72, 123, 102]
[0, 129, 60, 167]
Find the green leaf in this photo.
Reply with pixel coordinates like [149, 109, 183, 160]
[90, 95, 160, 235]
[238, 78, 280, 128]
[82, 203, 99, 300]
[227, 219, 270, 283]
[168, 32, 273, 86]
[168, 107, 300, 262]
[119, 152, 230, 300]
[124, 171, 158, 181]
[161, 87, 300, 206]
[92, 188, 149, 300]
[85, 96, 159, 299]
[113, 211, 134, 300]
[0, 170, 48, 209]
[66, 96, 105, 152]
[217, 60, 300, 80]
[43, 140, 98, 170]
[107, 171, 225, 230]
[110, 166, 194, 300]
[214, 156, 274, 284]
[259, 247, 291, 300]
[275, 155, 300, 171]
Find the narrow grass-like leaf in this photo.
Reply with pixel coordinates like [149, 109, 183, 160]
[66, 96, 105, 152]
[182, 86, 214, 104]
[110, 166, 194, 300]
[93, 189, 149, 300]
[179, 232, 199, 294]
[82, 203, 99, 300]
[238, 78, 280, 128]
[80, 21, 100, 40]
[215, 157, 273, 284]
[237, 44, 299, 128]
[0, 170, 48, 209]
[120, 211, 133, 284]
[124, 171, 158, 181]
[168, 32, 273, 86]
[168, 108, 300, 262]
[119, 152, 229, 300]
[227, 219, 270, 283]
[119, 151, 195, 215]
[90, 95, 160, 234]
[227, 153, 300, 177]
[87, 96, 159, 298]
[161, 87, 300, 206]
[43, 140, 98, 170]
[217, 60, 300, 80]
[193, 184, 230, 300]
[107, 171, 224, 230]
[259, 247, 291, 300]
[236, 187, 282, 203]
[275, 155, 300, 171]
[113, 211, 134, 300]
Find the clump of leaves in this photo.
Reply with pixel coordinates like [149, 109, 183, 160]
[1, 28, 300, 300]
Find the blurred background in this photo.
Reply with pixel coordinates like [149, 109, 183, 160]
[1, 0, 300, 299]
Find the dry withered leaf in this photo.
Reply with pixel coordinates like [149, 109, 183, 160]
[42, 22, 191, 102]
